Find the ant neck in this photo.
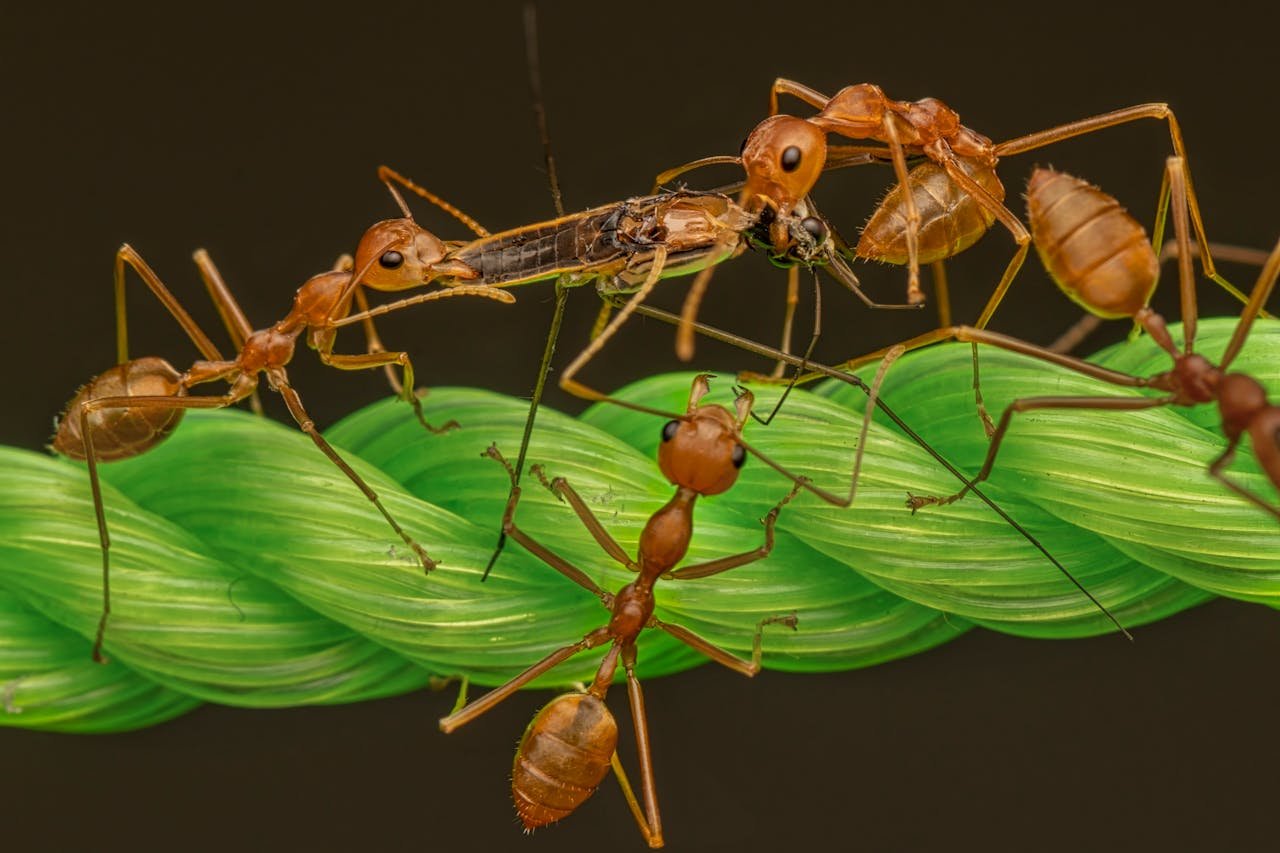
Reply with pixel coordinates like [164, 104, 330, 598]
[636, 487, 699, 581]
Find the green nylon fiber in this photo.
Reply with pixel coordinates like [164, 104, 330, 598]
[1, 317, 1276, 733]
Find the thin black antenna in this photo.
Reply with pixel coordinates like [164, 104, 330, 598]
[524, 2, 564, 218]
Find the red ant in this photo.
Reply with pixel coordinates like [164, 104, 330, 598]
[883, 156, 1280, 519]
[52, 223, 512, 662]
[657, 80, 1254, 362]
[439, 375, 812, 848]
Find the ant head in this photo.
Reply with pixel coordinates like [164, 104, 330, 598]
[1247, 406, 1280, 492]
[656, 375, 751, 496]
[1219, 372, 1267, 439]
[353, 219, 478, 292]
[739, 115, 828, 246]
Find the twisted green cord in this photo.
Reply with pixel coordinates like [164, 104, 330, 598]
[2, 318, 1276, 733]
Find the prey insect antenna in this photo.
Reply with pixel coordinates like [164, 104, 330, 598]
[523, 2, 564, 218]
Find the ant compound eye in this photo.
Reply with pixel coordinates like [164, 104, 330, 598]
[731, 444, 746, 468]
[757, 204, 776, 227]
[661, 420, 680, 443]
[780, 145, 802, 172]
[379, 250, 404, 269]
[801, 216, 828, 243]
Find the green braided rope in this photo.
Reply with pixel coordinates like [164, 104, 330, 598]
[2, 318, 1276, 733]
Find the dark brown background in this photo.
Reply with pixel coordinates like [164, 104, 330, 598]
[3, 1, 1279, 850]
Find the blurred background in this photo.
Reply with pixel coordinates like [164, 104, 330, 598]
[3, 0, 1278, 849]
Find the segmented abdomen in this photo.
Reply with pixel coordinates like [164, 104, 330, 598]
[453, 207, 626, 285]
[1026, 167, 1157, 319]
[511, 693, 618, 830]
[858, 159, 1004, 265]
[53, 357, 185, 461]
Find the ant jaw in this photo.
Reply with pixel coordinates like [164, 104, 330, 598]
[686, 374, 716, 412]
[732, 389, 755, 428]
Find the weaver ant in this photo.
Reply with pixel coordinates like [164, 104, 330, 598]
[657, 80, 1255, 363]
[440, 375, 813, 848]
[53, 226, 512, 661]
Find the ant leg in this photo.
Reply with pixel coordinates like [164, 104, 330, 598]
[376, 165, 489, 237]
[79, 388, 248, 662]
[815, 243, 922, 311]
[970, 343, 996, 438]
[191, 249, 254, 349]
[609, 753, 660, 849]
[1141, 156, 1278, 364]
[750, 271, 822, 423]
[930, 260, 952, 327]
[768, 77, 832, 115]
[769, 265, 802, 378]
[590, 300, 614, 341]
[745, 346, 908, 507]
[907, 394, 1174, 511]
[320, 348, 457, 434]
[560, 247, 684, 418]
[190, 249, 266, 414]
[674, 265, 718, 362]
[937, 155, 1032, 331]
[666, 483, 803, 580]
[994, 104, 1254, 311]
[1160, 240, 1274, 270]
[484, 279, 573, 580]
[438, 627, 612, 733]
[620, 646, 664, 848]
[883, 118, 925, 305]
[328, 283, 515, 329]
[482, 445, 620, 600]
[1165, 156, 1201, 351]
[271, 376, 437, 573]
[651, 613, 798, 678]
[524, 463, 635, 570]
[350, 286, 404, 395]
[114, 244, 224, 365]
[1221, 234, 1280, 369]
[1048, 314, 1104, 355]
[1208, 438, 1280, 521]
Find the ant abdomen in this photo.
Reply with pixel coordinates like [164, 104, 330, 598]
[512, 692, 618, 830]
[858, 160, 1003, 265]
[1025, 167, 1158, 319]
[53, 357, 186, 461]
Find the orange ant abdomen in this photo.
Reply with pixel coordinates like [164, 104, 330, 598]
[1026, 167, 1158, 319]
[53, 357, 185, 461]
[858, 160, 1003, 265]
[512, 692, 618, 830]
